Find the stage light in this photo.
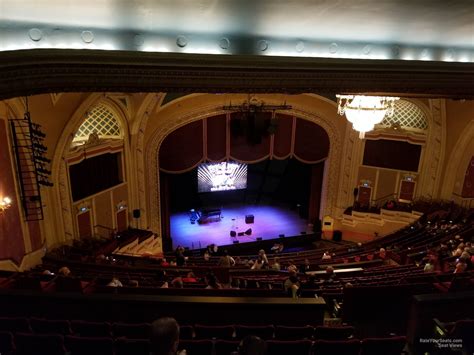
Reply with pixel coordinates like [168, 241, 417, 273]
[0, 197, 12, 213]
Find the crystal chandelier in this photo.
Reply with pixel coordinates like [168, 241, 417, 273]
[336, 95, 399, 138]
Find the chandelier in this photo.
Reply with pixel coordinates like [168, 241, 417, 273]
[336, 95, 399, 138]
[0, 197, 12, 213]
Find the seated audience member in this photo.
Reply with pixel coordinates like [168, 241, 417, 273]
[171, 277, 184, 288]
[58, 266, 72, 277]
[322, 251, 332, 260]
[287, 260, 298, 273]
[378, 248, 387, 259]
[128, 279, 139, 287]
[258, 249, 269, 267]
[218, 249, 236, 267]
[324, 266, 337, 284]
[239, 335, 267, 355]
[302, 275, 318, 290]
[205, 273, 222, 289]
[176, 250, 186, 267]
[150, 317, 183, 355]
[299, 258, 311, 273]
[272, 257, 281, 271]
[203, 250, 211, 261]
[182, 272, 197, 283]
[424, 260, 435, 273]
[160, 258, 170, 267]
[107, 276, 123, 287]
[251, 259, 264, 270]
[454, 258, 468, 274]
[284, 270, 301, 298]
[42, 269, 53, 275]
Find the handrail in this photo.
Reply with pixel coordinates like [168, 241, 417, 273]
[94, 224, 114, 231]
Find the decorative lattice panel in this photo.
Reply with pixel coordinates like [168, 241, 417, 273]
[381, 100, 428, 130]
[73, 104, 121, 141]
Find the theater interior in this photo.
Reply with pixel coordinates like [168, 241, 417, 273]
[0, 1, 473, 354]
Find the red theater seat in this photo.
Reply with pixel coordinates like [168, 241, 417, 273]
[178, 339, 213, 354]
[179, 325, 194, 340]
[314, 325, 355, 340]
[266, 340, 313, 355]
[70, 320, 112, 337]
[65, 335, 114, 355]
[274, 325, 314, 340]
[30, 318, 71, 335]
[194, 324, 235, 340]
[113, 322, 151, 339]
[235, 324, 274, 340]
[0, 317, 31, 333]
[115, 338, 151, 355]
[0, 331, 14, 355]
[215, 339, 240, 355]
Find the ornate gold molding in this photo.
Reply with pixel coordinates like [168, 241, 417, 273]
[1, 50, 473, 99]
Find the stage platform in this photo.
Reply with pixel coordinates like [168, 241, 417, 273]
[170, 204, 310, 250]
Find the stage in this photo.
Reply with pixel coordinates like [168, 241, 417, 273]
[170, 204, 310, 250]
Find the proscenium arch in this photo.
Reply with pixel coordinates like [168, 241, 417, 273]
[52, 94, 132, 242]
[144, 94, 342, 236]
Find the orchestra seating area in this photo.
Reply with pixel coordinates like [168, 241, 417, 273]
[1, 205, 474, 354]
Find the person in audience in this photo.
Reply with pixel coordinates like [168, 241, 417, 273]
[454, 257, 468, 273]
[42, 269, 53, 275]
[287, 260, 298, 273]
[205, 273, 222, 289]
[378, 248, 387, 259]
[322, 251, 331, 260]
[460, 251, 472, 270]
[160, 258, 170, 267]
[251, 258, 264, 270]
[424, 259, 434, 273]
[453, 243, 464, 257]
[272, 257, 281, 271]
[238, 335, 267, 355]
[58, 266, 72, 277]
[203, 250, 211, 261]
[299, 258, 311, 273]
[128, 279, 139, 287]
[218, 249, 235, 267]
[107, 276, 123, 287]
[258, 249, 269, 267]
[302, 275, 318, 290]
[182, 272, 198, 283]
[171, 277, 184, 288]
[176, 249, 186, 267]
[284, 270, 301, 298]
[324, 266, 338, 284]
[150, 317, 182, 355]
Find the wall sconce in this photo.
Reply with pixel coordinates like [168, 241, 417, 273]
[0, 197, 12, 212]
[116, 201, 127, 211]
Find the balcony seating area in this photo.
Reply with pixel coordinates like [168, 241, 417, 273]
[0, 316, 408, 355]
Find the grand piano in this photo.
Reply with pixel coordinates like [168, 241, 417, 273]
[197, 208, 222, 224]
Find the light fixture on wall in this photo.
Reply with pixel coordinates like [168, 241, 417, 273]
[0, 197, 12, 212]
[336, 95, 399, 139]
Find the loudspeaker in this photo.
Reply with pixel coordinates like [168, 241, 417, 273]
[230, 231, 237, 237]
[245, 228, 252, 235]
[245, 214, 254, 224]
[279, 234, 285, 238]
[133, 209, 141, 218]
[256, 237, 262, 241]
[300, 231, 307, 235]
[238, 232, 245, 237]
[333, 230, 343, 242]
[233, 240, 239, 244]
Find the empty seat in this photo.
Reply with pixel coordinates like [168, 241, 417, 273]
[70, 320, 112, 337]
[274, 325, 314, 340]
[315, 326, 354, 340]
[65, 335, 114, 355]
[215, 339, 240, 355]
[0, 317, 30, 333]
[178, 339, 213, 354]
[313, 339, 360, 355]
[235, 324, 274, 340]
[115, 338, 151, 355]
[266, 340, 312, 355]
[194, 324, 234, 340]
[113, 322, 151, 339]
[360, 336, 406, 355]
[15, 333, 66, 355]
[0, 331, 14, 355]
[30, 318, 71, 335]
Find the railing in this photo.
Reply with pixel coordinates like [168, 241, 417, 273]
[94, 224, 114, 239]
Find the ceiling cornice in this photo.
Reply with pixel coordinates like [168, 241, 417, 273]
[1, 49, 473, 100]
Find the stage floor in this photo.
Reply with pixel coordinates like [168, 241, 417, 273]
[170, 204, 310, 250]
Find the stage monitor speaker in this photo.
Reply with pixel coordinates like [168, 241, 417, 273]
[230, 231, 237, 237]
[133, 209, 141, 218]
[238, 232, 245, 237]
[300, 231, 307, 235]
[279, 234, 285, 238]
[245, 215, 254, 224]
[245, 228, 252, 235]
[233, 240, 239, 244]
[256, 237, 262, 241]
[333, 230, 343, 242]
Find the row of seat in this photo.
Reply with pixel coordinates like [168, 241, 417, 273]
[0, 317, 357, 341]
[0, 331, 407, 355]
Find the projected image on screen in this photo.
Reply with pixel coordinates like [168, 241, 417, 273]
[198, 161, 247, 193]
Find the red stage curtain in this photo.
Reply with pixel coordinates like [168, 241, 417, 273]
[207, 115, 227, 161]
[294, 118, 330, 163]
[159, 114, 330, 172]
[461, 156, 474, 198]
[363, 139, 421, 172]
[159, 120, 203, 172]
[273, 114, 293, 159]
